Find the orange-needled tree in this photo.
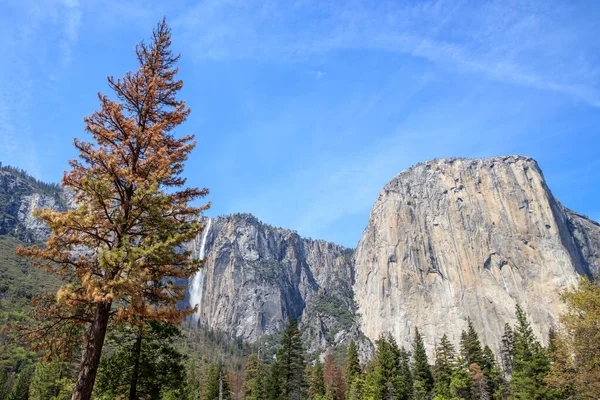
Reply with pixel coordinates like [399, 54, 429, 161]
[16, 19, 209, 400]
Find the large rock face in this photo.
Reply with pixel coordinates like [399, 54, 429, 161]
[0, 167, 68, 242]
[186, 214, 366, 354]
[2, 157, 599, 357]
[353, 156, 599, 354]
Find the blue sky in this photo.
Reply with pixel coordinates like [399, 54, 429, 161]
[1, 0, 599, 247]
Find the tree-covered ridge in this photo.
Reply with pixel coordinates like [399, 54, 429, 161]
[0, 165, 63, 198]
[0, 165, 67, 241]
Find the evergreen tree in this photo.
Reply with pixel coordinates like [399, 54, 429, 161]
[510, 304, 550, 399]
[271, 319, 307, 400]
[346, 376, 365, 400]
[266, 361, 282, 400]
[7, 365, 33, 400]
[94, 321, 189, 400]
[29, 360, 73, 400]
[460, 318, 483, 368]
[499, 323, 514, 378]
[203, 363, 232, 400]
[309, 357, 325, 399]
[15, 19, 209, 400]
[433, 334, 456, 398]
[367, 334, 414, 400]
[481, 345, 504, 399]
[449, 362, 471, 400]
[242, 354, 268, 400]
[345, 340, 361, 394]
[368, 334, 398, 399]
[0, 368, 10, 400]
[411, 328, 433, 400]
[397, 346, 413, 400]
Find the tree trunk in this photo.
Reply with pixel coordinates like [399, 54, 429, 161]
[71, 301, 112, 400]
[128, 325, 144, 400]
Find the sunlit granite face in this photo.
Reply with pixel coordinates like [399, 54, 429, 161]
[353, 156, 599, 355]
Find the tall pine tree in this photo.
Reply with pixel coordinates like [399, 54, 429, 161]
[412, 328, 433, 400]
[242, 354, 268, 400]
[270, 319, 307, 400]
[345, 340, 361, 394]
[15, 19, 209, 400]
[460, 318, 483, 368]
[397, 346, 413, 400]
[433, 334, 456, 398]
[510, 304, 550, 399]
[481, 345, 505, 399]
[309, 356, 325, 399]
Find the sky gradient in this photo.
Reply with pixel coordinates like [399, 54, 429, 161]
[1, 0, 599, 247]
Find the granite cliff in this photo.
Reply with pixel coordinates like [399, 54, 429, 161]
[2, 156, 599, 356]
[353, 156, 600, 354]
[185, 214, 366, 354]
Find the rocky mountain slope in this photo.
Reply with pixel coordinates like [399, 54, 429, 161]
[0, 166, 68, 242]
[1, 156, 599, 356]
[353, 156, 600, 354]
[185, 214, 365, 354]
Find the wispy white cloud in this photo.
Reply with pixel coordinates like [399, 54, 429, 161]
[59, 0, 83, 66]
[0, 0, 83, 176]
[173, 0, 600, 107]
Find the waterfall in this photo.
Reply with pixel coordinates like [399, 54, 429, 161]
[189, 218, 212, 324]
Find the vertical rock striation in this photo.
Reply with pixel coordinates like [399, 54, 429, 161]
[185, 214, 364, 353]
[353, 156, 597, 354]
[2, 158, 599, 357]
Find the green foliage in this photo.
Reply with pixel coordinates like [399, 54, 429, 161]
[0, 235, 61, 374]
[480, 345, 505, 399]
[411, 328, 433, 399]
[510, 304, 550, 399]
[397, 346, 413, 400]
[242, 354, 269, 400]
[0, 236, 60, 313]
[309, 292, 356, 339]
[363, 334, 411, 400]
[29, 360, 73, 400]
[309, 357, 326, 399]
[203, 363, 232, 400]
[268, 319, 307, 400]
[345, 340, 361, 393]
[6, 364, 33, 400]
[433, 334, 456, 398]
[449, 364, 471, 399]
[0, 368, 9, 400]
[94, 321, 189, 400]
[346, 375, 365, 400]
[459, 318, 483, 368]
